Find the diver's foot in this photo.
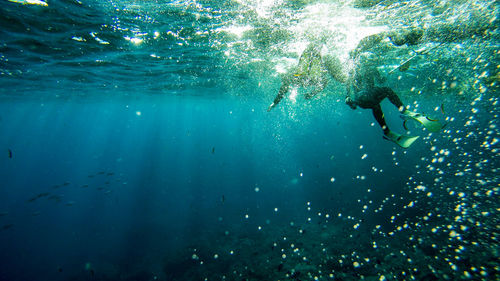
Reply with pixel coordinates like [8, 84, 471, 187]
[401, 110, 420, 118]
[401, 111, 444, 132]
[383, 130, 420, 148]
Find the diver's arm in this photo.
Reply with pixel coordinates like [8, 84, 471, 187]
[268, 75, 292, 111]
[345, 77, 357, 110]
[350, 33, 387, 58]
[305, 76, 328, 99]
[323, 55, 348, 83]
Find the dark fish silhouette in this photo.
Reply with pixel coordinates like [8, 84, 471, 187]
[8, 149, 12, 159]
[211, 147, 215, 154]
[27, 192, 50, 202]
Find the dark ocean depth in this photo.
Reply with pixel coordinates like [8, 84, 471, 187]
[0, 0, 498, 281]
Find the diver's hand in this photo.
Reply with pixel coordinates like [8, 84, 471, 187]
[267, 103, 275, 112]
[345, 96, 357, 110]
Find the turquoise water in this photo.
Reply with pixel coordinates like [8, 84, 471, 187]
[0, 0, 498, 280]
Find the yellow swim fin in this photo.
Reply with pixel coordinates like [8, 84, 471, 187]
[402, 111, 444, 132]
[383, 131, 420, 148]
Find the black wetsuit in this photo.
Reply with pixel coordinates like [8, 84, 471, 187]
[346, 62, 404, 134]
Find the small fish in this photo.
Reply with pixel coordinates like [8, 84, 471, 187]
[221, 195, 225, 203]
[211, 147, 215, 154]
[440, 103, 446, 114]
[8, 149, 12, 159]
[65, 201, 75, 206]
[0, 212, 8, 217]
[62, 182, 70, 186]
[98, 171, 105, 175]
[106, 172, 114, 176]
[27, 192, 50, 202]
[80, 184, 89, 188]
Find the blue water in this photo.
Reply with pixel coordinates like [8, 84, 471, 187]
[0, 1, 499, 281]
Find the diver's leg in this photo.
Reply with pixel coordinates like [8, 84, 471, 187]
[323, 55, 347, 83]
[381, 87, 405, 112]
[268, 76, 292, 111]
[372, 104, 390, 134]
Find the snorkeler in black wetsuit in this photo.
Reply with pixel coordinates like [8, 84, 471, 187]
[344, 52, 406, 136]
[267, 27, 425, 112]
[342, 47, 443, 147]
[267, 27, 443, 147]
